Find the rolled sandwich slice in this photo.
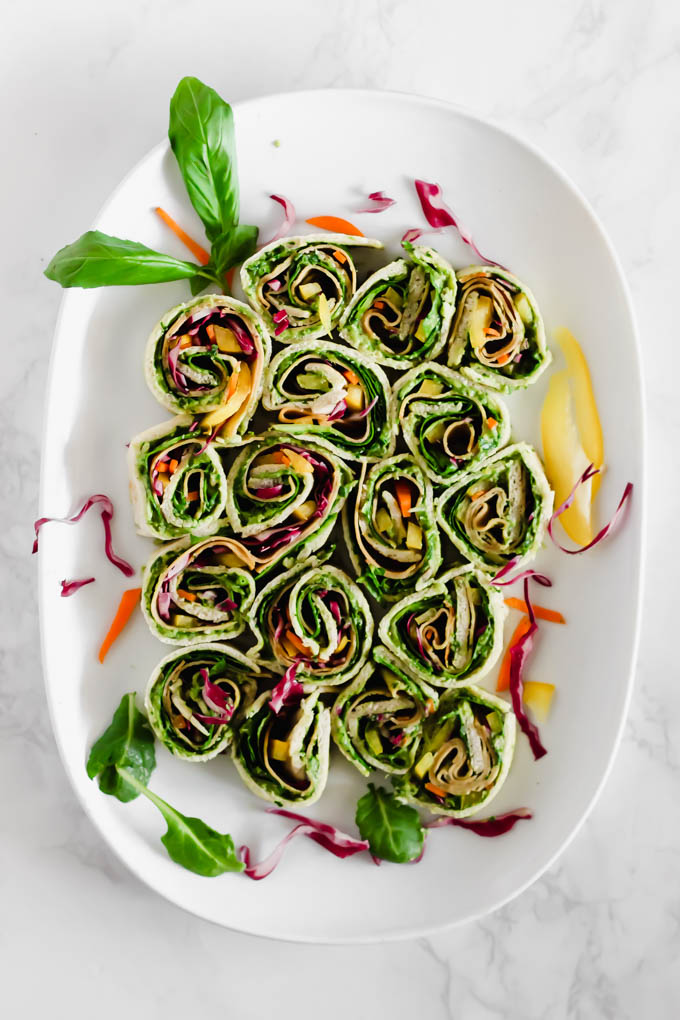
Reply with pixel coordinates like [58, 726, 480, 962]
[262, 340, 395, 462]
[145, 643, 261, 762]
[394, 362, 511, 486]
[342, 454, 442, 603]
[436, 442, 554, 573]
[144, 295, 270, 440]
[232, 689, 330, 806]
[393, 685, 516, 818]
[448, 265, 550, 390]
[128, 417, 228, 540]
[141, 536, 257, 645]
[224, 436, 354, 574]
[250, 557, 373, 688]
[338, 243, 457, 369]
[331, 646, 437, 778]
[378, 566, 506, 688]
[241, 234, 383, 343]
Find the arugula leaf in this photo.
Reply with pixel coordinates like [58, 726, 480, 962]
[355, 783, 425, 863]
[117, 768, 244, 876]
[44, 231, 210, 289]
[210, 223, 259, 279]
[86, 692, 156, 803]
[169, 77, 241, 242]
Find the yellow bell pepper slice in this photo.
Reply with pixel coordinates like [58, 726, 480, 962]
[541, 370, 594, 546]
[554, 327, 604, 497]
[523, 681, 555, 722]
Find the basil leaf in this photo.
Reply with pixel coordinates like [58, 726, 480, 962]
[45, 231, 206, 289]
[355, 783, 424, 863]
[211, 223, 259, 279]
[169, 77, 239, 242]
[86, 693, 156, 803]
[117, 768, 244, 876]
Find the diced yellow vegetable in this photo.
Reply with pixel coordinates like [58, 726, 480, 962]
[215, 552, 244, 567]
[201, 364, 251, 428]
[170, 614, 197, 629]
[541, 371, 594, 546]
[523, 681, 555, 722]
[418, 379, 443, 397]
[380, 668, 399, 689]
[270, 739, 290, 761]
[555, 326, 604, 499]
[286, 448, 314, 474]
[292, 500, 316, 522]
[423, 420, 446, 443]
[335, 634, 349, 653]
[212, 324, 242, 353]
[468, 295, 493, 349]
[365, 727, 384, 756]
[415, 320, 427, 342]
[376, 508, 392, 535]
[513, 292, 533, 325]
[406, 521, 423, 550]
[345, 384, 365, 412]
[317, 292, 332, 335]
[383, 286, 403, 309]
[299, 281, 322, 300]
[414, 751, 434, 780]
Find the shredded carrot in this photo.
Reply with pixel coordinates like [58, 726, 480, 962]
[186, 491, 200, 501]
[425, 698, 436, 716]
[394, 480, 413, 518]
[496, 617, 533, 692]
[156, 461, 169, 473]
[469, 489, 487, 501]
[425, 782, 447, 799]
[177, 590, 196, 602]
[98, 588, 142, 664]
[168, 459, 179, 473]
[496, 353, 511, 366]
[285, 630, 313, 656]
[155, 207, 210, 265]
[206, 324, 215, 341]
[271, 451, 291, 466]
[306, 215, 364, 237]
[343, 369, 360, 385]
[225, 367, 240, 401]
[374, 300, 384, 309]
[333, 249, 348, 263]
[504, 598, 566, 624]
[486, 417, 498, 429]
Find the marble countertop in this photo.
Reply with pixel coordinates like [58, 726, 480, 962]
[3, 0, 678, 1015]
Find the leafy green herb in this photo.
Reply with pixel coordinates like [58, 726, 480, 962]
[210, 223, 259, 279]
[44, 232, 214, 290]
[355, 783, 425, 863]
[86, 692, 156, 802]
[116, 769, 244, 877]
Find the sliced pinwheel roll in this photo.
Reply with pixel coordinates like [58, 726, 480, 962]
[224, 436, 354, 572]
[342, 454, 442, 603]
[436, 443, 554, 572]
[262, 340, 395, 462]
[393, 685, 516, 818]
[241, 234, 383, 343]
[144, 294, 270, 440]
[378, 566, 506, 688]
[250, 557, 373, 688]
[447, 265, 550, 390]
[232, 689, 330, 805]
[145, 643, 260, 762]
[141, 536, 257, 645]
[128, 417, 228, 540]
[338, 243, 457, 369]
[394, 362, 511, 486]
[331, 646, 436, 778]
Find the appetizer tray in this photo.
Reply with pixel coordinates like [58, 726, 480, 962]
[38, 89, 644, 941]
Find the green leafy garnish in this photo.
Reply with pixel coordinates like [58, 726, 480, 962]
[86, 692, 156, 802]
[355, 783, 425, 863]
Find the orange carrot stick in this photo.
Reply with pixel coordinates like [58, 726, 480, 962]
[306, 215, 364, 237]
[98, 588, 142, 664]
[504, 598, 566, 624]
[394, 480, 413, 518]
[343, 369, 360, 385]
[425, 782, 447, 799]
[496, 617, 533, 692]
[155, 207, 210, 265]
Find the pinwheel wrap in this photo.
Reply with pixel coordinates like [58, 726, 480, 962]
[144, 294, 270, 439]
[331, 646, 437, 778]
[145, 643, 260, 762]
[436, 442, 554, 572]
[232, 689, 330, 805]
[393, 685, 516, 818]
[338, 243, 457, 369]
[141, 535, 257, 645]
[249, 557, 373, 688]
[447, 265, 550, 390]
[224, 436, 354, 573]
[378, 566, 506, 688]
[128, 418, 228, 540]
[262, 340, 395, 462]
[394, 362, 510, 485]
[241, 234, 382, 343]
[342, 454, 442, 602]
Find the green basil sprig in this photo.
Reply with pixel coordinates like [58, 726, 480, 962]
[45, 77, 257, 293]
[87, 693, 243, 876]
[355, 783, 425, 863]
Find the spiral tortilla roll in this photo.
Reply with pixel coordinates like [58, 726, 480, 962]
[447, 265, 550, 390]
